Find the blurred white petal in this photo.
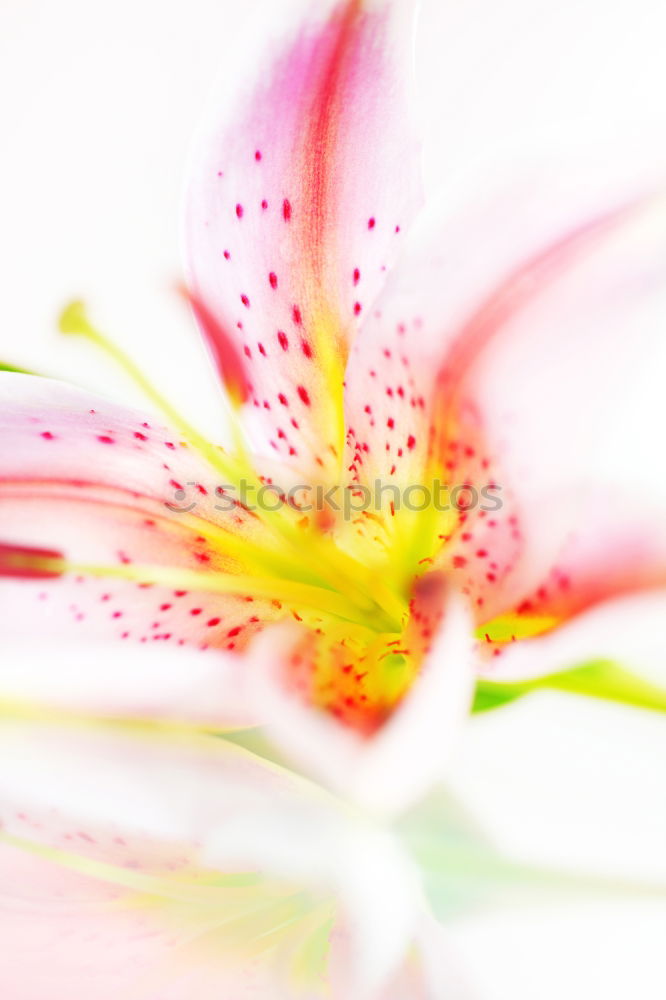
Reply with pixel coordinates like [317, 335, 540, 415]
[245, 591, 475, 816]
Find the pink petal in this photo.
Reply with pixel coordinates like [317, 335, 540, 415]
[0, 841, 310, 999]
[0, 838, 421, 1000]
[484, 589, 666, 683]
[0, 721, 301, 866]
[489, 487, 666, 624]
[0, 375, 281, 667]
[343, 159, 649, 482]
[185, 0, 422, 472]
[245, 588, 475, 815]
[0, 721, 420, 998]
[344, 159, 666, 622]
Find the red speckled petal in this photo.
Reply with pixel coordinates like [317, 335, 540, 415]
[481, 589, 666, 683]
[185, 0, 422, 473]
[0, 375, 281, 660]
[344, 159, 666, 620]
[494, 490, 666, 624]
[450, 190, 666, 624]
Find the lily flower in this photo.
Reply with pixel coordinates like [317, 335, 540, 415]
[1, 0, 666, 814]
[1, 715, 661, 998]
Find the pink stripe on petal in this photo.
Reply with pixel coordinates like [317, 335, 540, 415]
[345, 160, 666, 619]
[180, 285, 251, 406]
[0, 377, 281, 683]
[185, 0, 422, 473]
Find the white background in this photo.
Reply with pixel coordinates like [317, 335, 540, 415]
[1, 0, 665, 997]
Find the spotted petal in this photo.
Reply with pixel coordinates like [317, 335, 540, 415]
[0, 720, 424, 998]
[185, 0, 422, 473]
[344, 159, 666, 635]
[0, 374, 288, 719]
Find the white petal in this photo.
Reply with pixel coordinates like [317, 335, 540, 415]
[246, 591, 475, 816]
[0, 638, 255, 726]
[489, 589, 666, 684]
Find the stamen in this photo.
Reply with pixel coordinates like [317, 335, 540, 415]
[61, 558, 393, 632]
[57, 303, 407, 629]
[58, 301, 244, 485]
[0, 542, 65, 579]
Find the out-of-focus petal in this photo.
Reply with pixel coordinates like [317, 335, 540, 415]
[0, 639, 255, 726]
[0, 721, 422, 998]
[185, 0, 422, 472]
[0, 839, 320, 1000]
[205, 809, 423, 999]
[475, 489, 666, 672]
[484, 590, 666, 684]
[443, 693, 666, 885]
[246, 589, 475, 816]
[0, 721, 323, 866]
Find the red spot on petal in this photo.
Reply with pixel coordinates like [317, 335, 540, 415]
[240, 294, 250, 308]
[368, 217, 376, 230]
[235, 203, 244, 219]
[301, 339, 313, 358]
[292, 305, 302, 326]
[407, 434, 416, 450]
[40, 431, 56, 440]
[353, 302, 362, 316]
[353, 268, 360, 285]
[269, 272, 278, 290]
[278, 393, 288, 406]
[97, 435, 114, 445]
[283, 198, 292, 222]
[297, 385, 311, 406]
[277, 330, 289, 351]
[207, 617, 221, 627]
[255, 149, 262, 161]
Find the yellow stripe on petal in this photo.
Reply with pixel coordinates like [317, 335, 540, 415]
[476, 614, 559, 643]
